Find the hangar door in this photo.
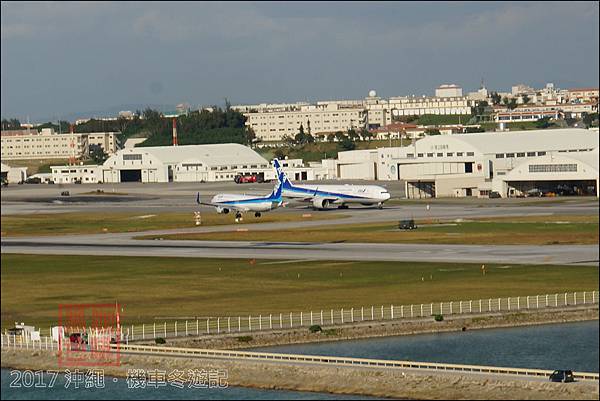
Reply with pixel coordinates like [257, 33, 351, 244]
[120, 169, 142, 182]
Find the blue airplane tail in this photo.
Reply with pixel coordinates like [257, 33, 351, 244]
[267, 161, 285, 201]
[273, 159, 294, 191]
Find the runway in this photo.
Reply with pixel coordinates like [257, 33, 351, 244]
[2, 183, 598, 266]
[2, 236, 598, 266]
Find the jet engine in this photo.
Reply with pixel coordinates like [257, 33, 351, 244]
[216, 207, 230, 214]
[312, 197, 330, 210]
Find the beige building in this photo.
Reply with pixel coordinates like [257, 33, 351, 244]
[87, 132, 120, 155]
[244, 103, 366, 142]
[388, 96, 474, 117]
[1, 128, 88, 160]
[1, 129, 120, 160]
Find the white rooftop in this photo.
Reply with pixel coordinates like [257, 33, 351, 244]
[120, 143, 268, 166]
[416, 128, 599, 155]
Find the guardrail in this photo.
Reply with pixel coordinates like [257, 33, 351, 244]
[15, 291, 600, 342]
[2, 335, 598, 382]
[114, 343, 600, 382]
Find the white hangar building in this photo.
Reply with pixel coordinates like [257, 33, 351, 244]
[373, 128, 599, 198]
[101, 144, 270, 183]
[1, 162, 27, 184]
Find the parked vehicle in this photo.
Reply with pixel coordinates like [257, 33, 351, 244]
[549, 370, 575, 383]
[61, 191, 70, 196]
[398, 219, 417, 230]
[526, 188, 543, 197]
[235, 174, 263, 184]
[489, 191, 501, 199]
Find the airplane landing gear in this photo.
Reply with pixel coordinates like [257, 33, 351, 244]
[378, 202, 384, 209]
[254, 212, 262, 218]
[235, 212, 243, 223]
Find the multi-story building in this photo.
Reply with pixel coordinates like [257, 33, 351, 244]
[243, 103, 366, 142]
[0, 128, 120, 160]
[388, 96, 475, 117]
[568, 88, 599, 104]
[1, 128, 88, 160]
[86, 132, 120, 155]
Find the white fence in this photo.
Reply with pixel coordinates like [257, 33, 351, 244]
[10, 290, 598, 343]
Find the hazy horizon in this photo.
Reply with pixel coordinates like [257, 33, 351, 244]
[2, 1, 599, 122]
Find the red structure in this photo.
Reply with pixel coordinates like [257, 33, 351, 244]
[172, 118, 178, 146]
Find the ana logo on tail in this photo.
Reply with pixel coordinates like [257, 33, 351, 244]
[273, 159, 293, 189]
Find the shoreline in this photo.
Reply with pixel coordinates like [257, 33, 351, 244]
[2, 308, 598, 399]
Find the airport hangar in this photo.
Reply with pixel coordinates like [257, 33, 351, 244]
[49, 143, 331, 184]
[1, 162, 27, 184]
[337, 128, 599, 198]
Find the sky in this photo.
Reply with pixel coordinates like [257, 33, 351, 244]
[1, 1, 599, 121]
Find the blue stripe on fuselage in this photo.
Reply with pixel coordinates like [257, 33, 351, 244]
[284, 185, 372, 200]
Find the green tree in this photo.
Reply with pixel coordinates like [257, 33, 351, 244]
[472, 101, 489, 117]
[582, 112, 599, 127]
[334, 131, 347, 142]
[360, 128, 374, 142]
[327, 133, 336, 143]
[88, 144, 108, 164]
[338, 137, 356, 151]
[535, 117, 553, 129]
[1, 118, 21, 130]
[347, 128, 360, 142]
[490, 92, 502, 105]
[465, 126, 485, 133]
[274, 148, 287, 159]
[522, 94, 530, 104]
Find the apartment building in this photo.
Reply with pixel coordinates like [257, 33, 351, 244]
[0, 128, 120, 160]
[86, 132, 120, 155]
[244, 103, 366, 142]
[388, 96, 475, 117]
[0, 128, 88, 160]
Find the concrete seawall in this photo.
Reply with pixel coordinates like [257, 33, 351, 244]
[2, 348, 598, 400]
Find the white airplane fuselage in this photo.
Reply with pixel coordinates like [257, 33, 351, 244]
[210, 193, 281, 213]
[282, 184, 391, 208]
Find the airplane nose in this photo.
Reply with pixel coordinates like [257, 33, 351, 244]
[383, 192, 391, 200]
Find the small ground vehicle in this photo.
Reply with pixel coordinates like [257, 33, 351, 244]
[489, 191, 501, 198]
[234, 174, 263, 184]
[526, 188, 543, 197]
[398, 219, 417, 230]
[61, 191, 70, 196]
[549, 370, 574, 383]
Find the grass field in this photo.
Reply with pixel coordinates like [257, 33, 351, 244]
[2, 254, 598, 328]
[142, 215, 599, 245]
[0, 211, 343, 237]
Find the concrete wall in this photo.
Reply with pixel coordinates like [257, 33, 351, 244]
[339, 162, 376, 180]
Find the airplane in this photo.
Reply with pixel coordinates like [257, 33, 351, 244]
[273, 159, 391, 210]
[196, 167, 284, 222]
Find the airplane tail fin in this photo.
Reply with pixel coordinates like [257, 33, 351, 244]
[273, 158, 294, 190]
[268, 167, 284, 201]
